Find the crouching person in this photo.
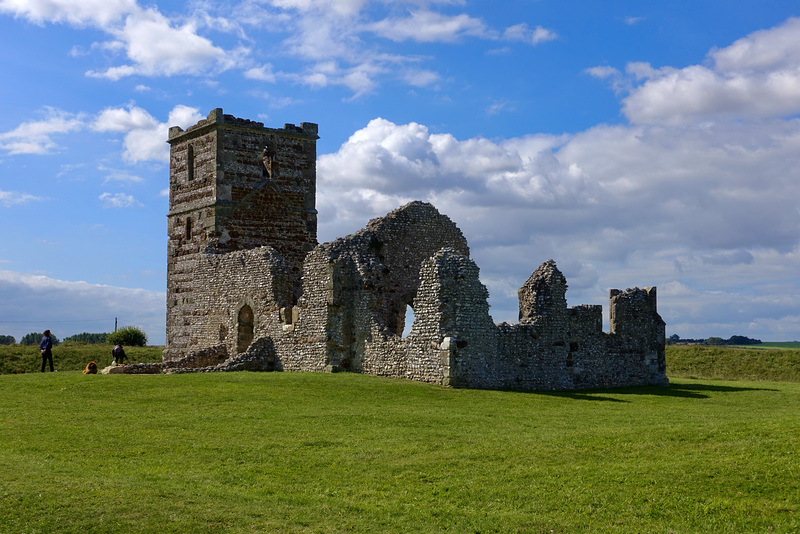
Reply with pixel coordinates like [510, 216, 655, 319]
[111, 343, 128, 365]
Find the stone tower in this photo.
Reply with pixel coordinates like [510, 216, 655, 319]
[165, 108, 318, 355]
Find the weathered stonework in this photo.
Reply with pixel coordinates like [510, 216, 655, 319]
[161, 109, 668, 390]
[164, 109, 317, 361]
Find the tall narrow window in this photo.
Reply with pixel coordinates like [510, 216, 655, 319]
[187, 144, 195, 181]
[185, 217, 192, 240]
[262, 145, 273, 179]
[237, 305, 255, 353]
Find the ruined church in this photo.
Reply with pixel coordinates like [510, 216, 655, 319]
[157, 108, 667, 390]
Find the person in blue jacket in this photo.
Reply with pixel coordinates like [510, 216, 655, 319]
[40, 329, 54, 372]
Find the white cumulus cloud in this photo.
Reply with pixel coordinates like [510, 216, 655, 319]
[237, 1, 557, 95]
[92, 104, 203, 163]
[99, 192, 143, 208]
[0, 0, 243, 80]
[316, 115, 800, 338]
[94, 105, 159, 132]
[503, 23, 557, 45]
[244, 64, 277, 83]
[86, 7, 238, 79]
[0, 190, 42, 207]
[615, 17, 800, 124]
[0, 108, 84, 155]
[365, 10, 489, 42]
[1, 0, 560, 95]
[0, 0, 136, 27]
[98, 166, 144, 184]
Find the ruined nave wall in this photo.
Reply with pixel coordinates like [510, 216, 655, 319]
[162, 110, 667, 391]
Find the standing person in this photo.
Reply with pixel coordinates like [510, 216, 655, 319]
[40, 330, 54, 372]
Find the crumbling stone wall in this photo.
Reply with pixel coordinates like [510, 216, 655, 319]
[293, 201, 470, 373]
[162, 109, 667, 390]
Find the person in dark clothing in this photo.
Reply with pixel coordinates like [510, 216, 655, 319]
[40, 330, 54, 372]
[112, 343, 128, 365]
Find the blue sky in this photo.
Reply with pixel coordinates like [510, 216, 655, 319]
[1, 0, 800, 345]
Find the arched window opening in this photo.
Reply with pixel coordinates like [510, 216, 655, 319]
[237, 304, 255, 353]
[187, 144, 195, 181]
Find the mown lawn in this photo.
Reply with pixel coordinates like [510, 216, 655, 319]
[0, 371, 797, 533]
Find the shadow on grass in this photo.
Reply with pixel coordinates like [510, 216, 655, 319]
[530, 382, 778, 403]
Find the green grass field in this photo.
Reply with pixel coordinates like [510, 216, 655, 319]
[1, 344, 798, 532]
[1, 370, 798, 533]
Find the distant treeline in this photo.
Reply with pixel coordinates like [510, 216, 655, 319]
[668, 334, 762, 346]
[19, 332, 60, 346]
[62, 332, 109, 344]
[0, 332, 110, 345]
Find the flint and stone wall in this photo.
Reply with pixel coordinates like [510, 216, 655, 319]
[161, 109, 668, 390]
[165, 109, 318, 360]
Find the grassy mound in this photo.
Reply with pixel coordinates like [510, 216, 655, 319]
[0, 342, 164, 374]
[666, 345, 800, 382]
[0, 371, 798, 532]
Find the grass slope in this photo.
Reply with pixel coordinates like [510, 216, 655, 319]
[0, 343, 163, 374]
[1, 372, 798, 533]
[666, 345, 800, 382]
[759, 342, 800, 349]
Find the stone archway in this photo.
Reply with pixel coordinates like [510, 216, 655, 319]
[237, 304, 255, 353]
